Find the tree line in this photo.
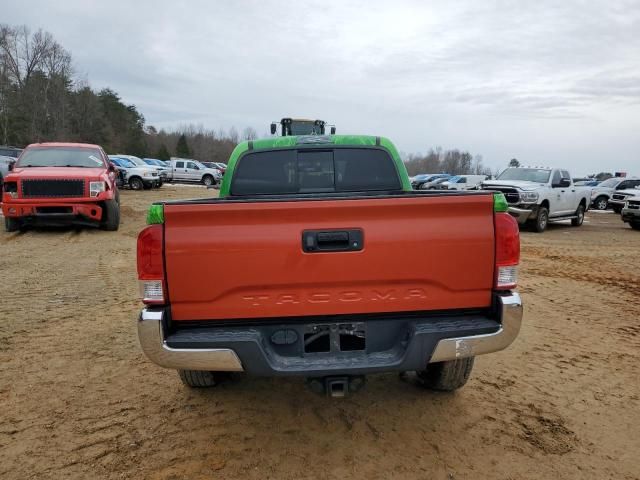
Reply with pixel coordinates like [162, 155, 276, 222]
[404, 148, 494, 177]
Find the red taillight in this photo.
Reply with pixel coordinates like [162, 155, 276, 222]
[495, 212, 520, 289]
[137, 225, 165, 304]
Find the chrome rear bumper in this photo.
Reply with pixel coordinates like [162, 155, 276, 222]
[429, 292, 522, 362]
[137, 310, 244, 371]
[138, 292, 523, 372]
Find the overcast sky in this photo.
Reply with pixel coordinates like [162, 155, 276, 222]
[5, 0, 640, 175]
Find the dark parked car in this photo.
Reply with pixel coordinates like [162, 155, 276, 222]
[420, 177, 450, 189]
[410, 173, 450, 190]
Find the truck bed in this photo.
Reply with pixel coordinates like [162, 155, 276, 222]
[162, 191, 496, 321]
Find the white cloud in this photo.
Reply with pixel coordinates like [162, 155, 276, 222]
[4, 0, 640, 175]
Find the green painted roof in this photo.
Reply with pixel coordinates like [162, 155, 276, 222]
[218, 135, 411, 197]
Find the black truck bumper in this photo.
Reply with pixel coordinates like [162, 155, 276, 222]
[137, 292, 522, 376]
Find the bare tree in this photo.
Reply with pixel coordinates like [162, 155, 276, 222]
[228, 126, 239, 144]
[242, 126, 257, 141]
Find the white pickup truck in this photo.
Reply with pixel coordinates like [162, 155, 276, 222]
[169, 158, 222, 186]
[482, 167, 591, 232]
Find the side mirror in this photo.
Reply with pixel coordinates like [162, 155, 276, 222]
[554, 178, 571, 188]
[8, 161, 15, 171]
[270, 123, 277, 135]
[108, 162, 116, 172]
[330, 126, 336, 135]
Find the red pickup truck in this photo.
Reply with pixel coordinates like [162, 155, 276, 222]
[137, 135, 522, 396]
[2, 142, 120, 231]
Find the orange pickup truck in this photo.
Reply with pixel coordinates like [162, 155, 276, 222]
[137, 135, 522, 396]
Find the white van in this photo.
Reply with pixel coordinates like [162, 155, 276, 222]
[441, 175, 488, 190]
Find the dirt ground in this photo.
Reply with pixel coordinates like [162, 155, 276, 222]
[1, 185, 639, 480]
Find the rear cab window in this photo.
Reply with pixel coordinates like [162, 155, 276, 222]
[230, 147, 401, 196]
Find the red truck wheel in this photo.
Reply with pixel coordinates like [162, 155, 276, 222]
[101, 200, 120, 231]
[5, 217, 21, 233]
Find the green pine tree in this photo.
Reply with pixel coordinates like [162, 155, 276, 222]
[156, 144, 171, 160]
[176, 134, 190, 157]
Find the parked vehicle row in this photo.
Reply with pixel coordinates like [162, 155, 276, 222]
[0, 146, 22, 196]
[589, 177, 640, 211]
[410, 173, 450, 189]
[438, 174, 487, 190]
[109, 156, 162, 190]
[620, 189, 640, 230]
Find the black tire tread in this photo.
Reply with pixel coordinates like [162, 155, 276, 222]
[101, 199, 120, 231]
[533, 207, 548, 233]
[202, 174, 214, 186]
[129, 177, 144, 190]
[571, 204, 585, 226]
[5, 216, 21, 232]
[417, 357, 475, 392]
[593, 196, 608, 210]
[178, 369, 219, 388]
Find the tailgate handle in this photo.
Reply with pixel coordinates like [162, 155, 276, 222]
[303, 229, 363, 252]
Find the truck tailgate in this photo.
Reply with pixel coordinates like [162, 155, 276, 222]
[163, 194, 495, 321]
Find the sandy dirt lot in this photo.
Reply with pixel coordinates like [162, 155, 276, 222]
[1, 186, 639, 479]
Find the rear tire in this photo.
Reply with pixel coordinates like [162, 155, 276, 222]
[593, 196, 608, 211]
[571, 204, 585, 226]
[101, 199, 120, 231]
[178, 370, 224, 388]
[5, 216, 21, 232]
[630, 222, 640, 231]
[532, 207, 549, 233]
[417, 357, 475, 392]
[612, 206, 622, 214]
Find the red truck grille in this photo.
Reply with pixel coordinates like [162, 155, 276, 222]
[21, 179, 85, 198]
